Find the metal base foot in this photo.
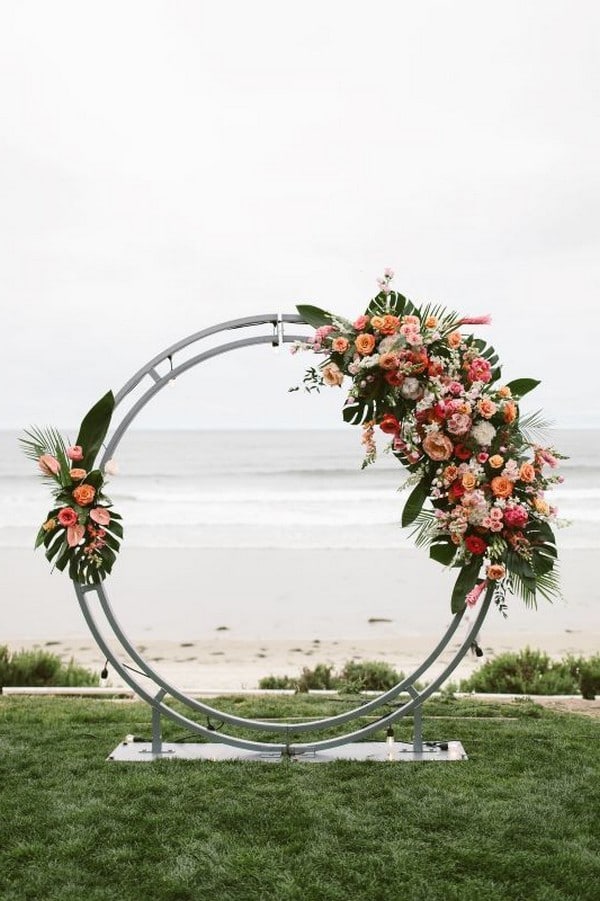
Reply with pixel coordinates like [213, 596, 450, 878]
[107, 739, 468, 763]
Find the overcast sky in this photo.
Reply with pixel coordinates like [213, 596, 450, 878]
[2, 1, 599, 432]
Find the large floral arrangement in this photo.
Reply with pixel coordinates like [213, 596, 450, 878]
[21, 391, 123, 584]
[295, 270, 563, 613]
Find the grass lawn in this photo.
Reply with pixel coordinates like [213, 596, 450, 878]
[1, 694, 599, 901]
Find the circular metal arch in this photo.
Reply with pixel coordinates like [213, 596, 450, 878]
[74, 313, 492, 754]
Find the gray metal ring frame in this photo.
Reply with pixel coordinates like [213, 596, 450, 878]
[73, 313, 492, 754]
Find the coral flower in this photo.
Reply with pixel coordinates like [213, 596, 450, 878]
[422, 432, 454, 461]
[355, 333, 376, 356]
[69, 468, 87, 481]
[73, 484, 96, 506]
[476, 398, 497, 419]
[353, 315, 369, 330]
[447, 331, 462, 349]
[503, 401, 517, 423]
[487, 563, 506, 580]
[379, 314, 400, 335]
[379, 352, 400, 370]
[491, 476, 513, 498]
[58, 507, 78, 527]
[467, 357, 492, 383]
[384, 370, 404, 387]
[38, 454, 60, 476]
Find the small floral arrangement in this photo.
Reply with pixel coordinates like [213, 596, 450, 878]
[21, 391, 123, 584]
[295, 270, 564, 613]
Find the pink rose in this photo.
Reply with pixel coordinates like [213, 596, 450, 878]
[447, 413, 472, 436]
[90, 507, 111, 526]
[503, 505, 529, 528]
[67, 445, 84, 461]
[448, 381, 463, 396]
[467, 357, 492, 383]
[67, 524, 85, 547]
[38, 454, 60, 476]
[58, 507, 78, 527]
[353, 315, 369, 331]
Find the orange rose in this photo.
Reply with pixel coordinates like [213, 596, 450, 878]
[487, 563, 506, 580]
[447, 331, 462, 349]
[332, 336, 349, 353]
[425, 315, 438, 329]
[370, 316, 384, 331]
[422, 432, 454, 461]
[379, 352, 399, 370]
[69, 468, 87, 481]
[379, 314, 400, 335]
[72, 484, 96, 506]
[462, 472, 477, 490]
[519, 462, 536, 483]
[491, 476, 513, 498]
[355, 333, 376, 356]
[533, 496, 550, 516]
[322, 363, 344, 387]
[503, 401, 517, 423]
[489, 455, 504, 469]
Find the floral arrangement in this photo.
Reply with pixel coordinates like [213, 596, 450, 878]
[295, 270, 563, 613]
[21, 391, 123, 584]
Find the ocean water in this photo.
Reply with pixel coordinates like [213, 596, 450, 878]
[1, 428, 598, 550]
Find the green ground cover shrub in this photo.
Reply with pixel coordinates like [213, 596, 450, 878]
[0, 645, 99, 688]
[459, 647, 600, 698]
[259, 659, 403, 693]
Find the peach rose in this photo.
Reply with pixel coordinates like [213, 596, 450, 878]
[491, 476, 513, 498]
[489, 455, 504, 469]
[69, 468, 87, 481]
[498, 386, 512, 398]
[42, 518, 56, 532]
[332, 336, 349, 353]
[322, 363, 344, 387]
[355, 333, 376, 356]
[379, 352, 399, 370]
[461, 472, 477, 490]
[73, 484, 96, 506]
[476, 398, 497, 419]
[519, 462, 536, 483]
[401, 315, 420, 327]
[447, 331, 462, 349]
[370, 316, 384, 331]
[422, 432, 454, 461]
[425, 315, 438, 329]
[533, 496, 550, 516]
[503, 401, 517, 423]
[379, 314, 400, 335]
[487, 563, 506, 580]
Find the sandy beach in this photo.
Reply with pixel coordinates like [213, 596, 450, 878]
[3, 546, 598, 690]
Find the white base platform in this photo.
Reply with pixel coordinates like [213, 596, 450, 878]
[108, 740, 468, 763]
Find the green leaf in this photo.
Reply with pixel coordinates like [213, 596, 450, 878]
[429, 542, 457, 566]
[342, 401, 370, 425]
[505, 378, 540, 399]
[75, 391, 115, 471]
[401, 477, 431, 527]
[296, 305, 334, 329]
[451, 559, 482, 614]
